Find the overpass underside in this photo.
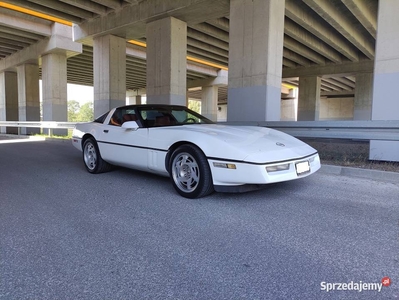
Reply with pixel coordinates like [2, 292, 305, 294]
[0, 0, 398, 161]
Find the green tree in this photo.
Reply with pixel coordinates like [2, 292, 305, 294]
[68, 100, 80, 122]
[188, 99, 201, 114]
[78, 102, 94, 122]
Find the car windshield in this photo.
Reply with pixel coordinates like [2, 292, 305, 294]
[137, 106, 214, 128]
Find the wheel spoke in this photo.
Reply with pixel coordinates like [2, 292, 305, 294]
[190, 168, 199, 182]
[172, 151, 200, 193]
[84, 142, 97, 170]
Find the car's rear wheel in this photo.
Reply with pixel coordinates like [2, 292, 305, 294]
[170, 144, 214, 198]
[83, 137, 112, 173]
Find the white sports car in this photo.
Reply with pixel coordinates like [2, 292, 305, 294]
[72, 105, 320, 198]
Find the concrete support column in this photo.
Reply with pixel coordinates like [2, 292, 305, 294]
[0, 71, 18, 134]
[42, 53, 67, 135]
[17, 64, 40, 134]
[201, 86, 218, 121]
[227, 0, 285, 121]
[353, 72, 373, 120]
[127, 95, 142, 105]
[146, 17, 187, 105]
[93, 35, 126, 117]
[370, 0, 399, 161]
[297, 76, 321, 121]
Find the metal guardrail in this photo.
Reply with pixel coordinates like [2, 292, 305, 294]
[221, 120, 399, 141]
[0, 121, 78, 136]
[0, 120, 399, 141]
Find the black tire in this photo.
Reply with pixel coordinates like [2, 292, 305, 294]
[169, 144, 214, 198]
[82, 137, 112, 173]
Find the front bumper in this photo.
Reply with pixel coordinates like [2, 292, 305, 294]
[209, 152, 320, 190]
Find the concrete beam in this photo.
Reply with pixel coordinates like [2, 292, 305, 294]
[0, 24, 82, 72]
[342, 0, 377, 39]
[303, 0, 375, 59]
[0, 32, 36, 44]
[27, 0, 95, 19]
[187, 37, 228, 58]
[282, 60, 374, 78]
[187, 70, 227, 88]
[323, 78, 353, 90]
[284, 18, 342, 63]
[285, 0, 359, 62]
[320, 80, 342, 91]
[206, 18, 229, 32]
[187, 46, 227, 65]
[284, 35, 326, 65]
[282, 58, 297, 68]
[92, 0, 121, 9]
[187, 28, 229, 51]
[73, 0, 229, 41]
[59, 0, 108, 15]
[189, 22, 229, 42]
[321, 90, 354, 97]
[283, 48, 312, 66]
[333, 77, 356, 89]
[0, 11, 51, 37]
[4, 0, 83, 23]
[125, 43, 219, 77]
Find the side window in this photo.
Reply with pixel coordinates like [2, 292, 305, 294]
[109, 108, 138, 127]
[121, 109, 138, 124]
[171, 110, 201, 123]
[139, 109, 175, 127]
[109, 109, 123, 126]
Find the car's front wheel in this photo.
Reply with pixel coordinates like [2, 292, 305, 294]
[169, 144, 214, 198]
[83, 137, 112, 173]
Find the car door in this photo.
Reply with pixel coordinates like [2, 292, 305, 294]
[97, 108, 149, 171]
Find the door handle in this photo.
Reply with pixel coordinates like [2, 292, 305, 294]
[103, 130, 109, 133]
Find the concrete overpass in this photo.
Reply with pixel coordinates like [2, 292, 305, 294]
[0, 0, 398, 161]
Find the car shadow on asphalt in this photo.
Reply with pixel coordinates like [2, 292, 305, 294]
[105, 165, 308, 203]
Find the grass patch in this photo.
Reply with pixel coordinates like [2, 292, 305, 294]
[33, 129, 73, 139]
[302, 138, 399, 173]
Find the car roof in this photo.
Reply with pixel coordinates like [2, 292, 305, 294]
[115, 104, 188, 110]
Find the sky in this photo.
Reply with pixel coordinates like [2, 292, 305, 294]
[39, 81, 94, 105]
[67, 84, 94, 105]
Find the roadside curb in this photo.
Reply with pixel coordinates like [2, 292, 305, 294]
[320, 164, 399, 184]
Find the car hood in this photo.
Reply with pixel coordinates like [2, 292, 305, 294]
[180, 124, 317, 163]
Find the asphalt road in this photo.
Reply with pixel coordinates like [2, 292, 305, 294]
[0, 137, 398, 300]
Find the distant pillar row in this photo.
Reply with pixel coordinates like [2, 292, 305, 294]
[297, 76, 321, 121]
[0, 71, 18, 134]
[127, 95, 142, 105]
[126, 90, 143, 105]
[370, 0, 399, 161]
[0, 65, 41, 135]
[201, 86, 218, 122]
[353, 72, 373, 121]
[146, 17, 187, 105]
[17, 64, 40, 135]
[227, 0, 285, 121]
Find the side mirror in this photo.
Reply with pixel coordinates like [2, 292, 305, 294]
[121, 121, 139, 131]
